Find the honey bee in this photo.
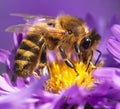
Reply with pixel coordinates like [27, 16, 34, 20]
[6, 13, 101, 77]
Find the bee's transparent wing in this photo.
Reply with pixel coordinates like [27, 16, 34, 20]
[5, 24, 32, 33]
[10, 13, 55, 24]
[10, 13, 54, 19]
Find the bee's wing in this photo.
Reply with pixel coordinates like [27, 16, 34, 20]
[10, 13, 54, 19]
[10, 13, 55, 24]
[5, 24, 32, 33]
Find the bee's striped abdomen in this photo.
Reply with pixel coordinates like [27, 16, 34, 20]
[14, 34, 43, 77]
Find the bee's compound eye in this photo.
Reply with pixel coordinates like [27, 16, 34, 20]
[81, 37, 91, 49]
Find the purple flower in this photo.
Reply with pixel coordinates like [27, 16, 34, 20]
[0, 15, 120, 109]
[0, 67, 52, 109]
[92, 68, 120, 109]
[91, 24, 120, 109]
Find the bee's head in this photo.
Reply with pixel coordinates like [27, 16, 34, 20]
[80, 30, 101, 50]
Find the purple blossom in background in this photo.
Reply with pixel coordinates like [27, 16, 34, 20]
[107, 24, 120, 63]
[92, 24, 120, 109]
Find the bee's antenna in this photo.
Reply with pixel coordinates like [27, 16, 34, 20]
[94, 49, 101, 66]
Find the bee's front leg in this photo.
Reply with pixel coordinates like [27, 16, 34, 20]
[33, 39, 50, 78]
[59, 46, 79, 76]
[40, 43, 47, 65]
[85, 51, 93, 72]
[74, 42, 81, 62]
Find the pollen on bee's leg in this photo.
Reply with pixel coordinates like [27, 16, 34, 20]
[91, 62, 96, 68]
[42, 65, 51, 79]
[96, 60, 104, 68]
[38, 63, 51, 78]
[33, 71, 40, 78]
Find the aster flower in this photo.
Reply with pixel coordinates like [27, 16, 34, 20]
[92, 24, 120, 109]
[0, 15, 120, 109]
[0, 70, 52, 109]
[0, 31, 95, 109]
[91, 68, 120, 109]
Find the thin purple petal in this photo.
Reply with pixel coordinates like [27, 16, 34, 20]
[94, 67, 120, 89]
[2, 73, 14, 88]
[16, 78, 26, 88]
[111, 24, 120, 42]
[116, 103, 120, 109]
[0, 72, 49, 108]
[93, 68, 115, 79]
[107, 39, 120, 63]
[0, 75, 17, 93]
[0, 103, 15, 109]
[93, 68, 120, 80]
[112, 70, 120, 88]
[54, 85, 87, 109]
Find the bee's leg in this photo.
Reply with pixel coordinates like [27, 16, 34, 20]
[85, 50, 102, 72]
[86, 51, 93, 72]
[40, 43, 47, 65]
[86, 50, 102, 71]
[31, 38, 45, 78]
[59, 46, 79, 76]
[39, 43, 50, 75]
[74, 42, 81, 62]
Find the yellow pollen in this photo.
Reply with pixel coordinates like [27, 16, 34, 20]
[45, 61, 97, 93]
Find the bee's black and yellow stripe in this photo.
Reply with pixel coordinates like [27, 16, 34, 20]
[14, 34, 44, 77]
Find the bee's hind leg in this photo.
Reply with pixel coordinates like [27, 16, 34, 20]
[33, 71, 40, 78]
[59, 46, 79, 76]
[39, 43, 50, 76]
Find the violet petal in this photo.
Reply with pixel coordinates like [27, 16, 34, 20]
[0, 103, 15, 109]
[0, 73, 49, 108]
[16, 78, 26, 88]
[107, 39, 120, 62]
[54, 85, 86, 109]
[112, 70, 120, 88]
[93, 68, 116, 80]
[116, 103, 120, 109]
[2, 73, 14, 88]
[0, 75, 17, 93]
[94, 67, 120, 89]
[111, 24, 120, 41]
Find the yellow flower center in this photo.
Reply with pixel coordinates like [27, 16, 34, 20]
[45, 61, 97, 93]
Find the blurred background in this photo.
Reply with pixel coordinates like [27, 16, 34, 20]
[0, 0, 120, 50]
[0, 0, 120, 72]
